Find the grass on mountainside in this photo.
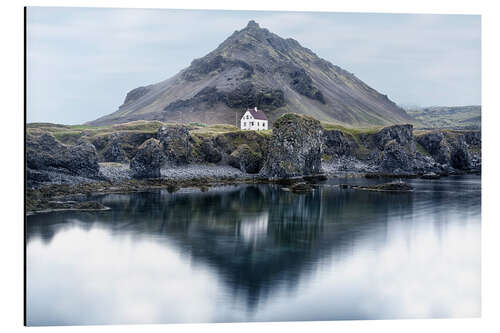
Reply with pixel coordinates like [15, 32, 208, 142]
[321, 122, 383, 136]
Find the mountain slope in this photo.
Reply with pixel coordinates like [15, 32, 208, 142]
[89, 20, 415, 127]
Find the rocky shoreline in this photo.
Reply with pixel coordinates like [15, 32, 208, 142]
[26, 113, 481, 214]
[25, 164, 478, 214]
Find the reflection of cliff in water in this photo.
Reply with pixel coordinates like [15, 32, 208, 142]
[27, 183, 440, 309]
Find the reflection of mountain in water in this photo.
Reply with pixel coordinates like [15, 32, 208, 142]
[27, 179, 479, 310]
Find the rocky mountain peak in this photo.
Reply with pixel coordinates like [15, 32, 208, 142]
[246, 20, 260, 29]
[88, 21, 414, 127]
[214, 20, 306, 61]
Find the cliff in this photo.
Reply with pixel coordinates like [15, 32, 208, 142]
[26, 115, 481, 188]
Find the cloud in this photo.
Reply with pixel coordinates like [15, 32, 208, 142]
[26, 7, 481, 124]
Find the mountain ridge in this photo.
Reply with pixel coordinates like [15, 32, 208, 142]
[88, 20, 415, 127]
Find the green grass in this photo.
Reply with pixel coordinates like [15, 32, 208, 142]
[321, 121, 382, 136]
[69, 124, 100, 130]
[109, 120, 165, 132]
[27, 120, 167, 144]
[190, 124, 242, 137]
[322, 154, 333, 161]
[30, 117, 430, 150]
[415, 142, 430, 156]
[27, 119, 275, 145]
[188, 122, 207, 127]
[52, 131, 84, 145]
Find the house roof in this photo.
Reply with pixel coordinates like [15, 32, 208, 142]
[247, 107, 268, 120]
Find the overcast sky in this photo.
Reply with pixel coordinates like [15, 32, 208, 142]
[26, 7, 481, 124]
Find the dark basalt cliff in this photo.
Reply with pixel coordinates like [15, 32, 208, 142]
[26, 132, 101, 183]
[27, 115, 481, 189]
[261, 114, 323, 178]
[89, 20, 414, 127]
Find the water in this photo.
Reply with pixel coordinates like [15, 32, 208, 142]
[26, 175, 481, 326]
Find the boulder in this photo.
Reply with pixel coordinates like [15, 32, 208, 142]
[261, 113, 323, 178]
[355, 181, 413, 192]
[421, 172, 440, 179]
[130, 138, 165, 179]
[289, 182, 314, 193]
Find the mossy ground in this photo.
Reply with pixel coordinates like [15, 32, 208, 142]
[321, 122, 382, 136]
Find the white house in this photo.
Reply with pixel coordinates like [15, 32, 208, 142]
[240, 107, 268, 131]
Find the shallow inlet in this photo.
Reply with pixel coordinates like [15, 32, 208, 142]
[26, 175, 481, 325]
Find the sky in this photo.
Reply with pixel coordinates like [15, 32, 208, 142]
[26, 7, 481, 124]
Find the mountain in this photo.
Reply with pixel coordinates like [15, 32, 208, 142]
[88, 20, 415, 127]
[406, 105, 481, 130]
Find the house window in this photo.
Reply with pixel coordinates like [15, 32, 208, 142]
[251, 122, 254, 126]
[244, 122, 246, 126]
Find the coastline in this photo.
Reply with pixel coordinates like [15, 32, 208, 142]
[26, 163, 480, 215]
[26, 116, 482, 214]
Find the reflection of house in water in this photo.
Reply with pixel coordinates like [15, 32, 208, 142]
[238, 212, 269, 245]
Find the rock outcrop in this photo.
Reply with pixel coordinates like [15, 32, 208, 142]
[130, 138, 165, 179]
[198, 138, 223, 164]
[26, 133, 100, 183]
[322, 124, 480, 175]
[372, 124, 415, 150]
[26, 117, 481, 188]
[228, 144, 263, 174]
[191, 130, 269, 171]
[415, 132, 450, 165]
[157, 125, 192, 165]
[261, 114, 323, 178]
[416, 130, 479, 171]
[370, 124, 417, 172]
[323, 130, 356, 157]
[101, 133, 127, 163]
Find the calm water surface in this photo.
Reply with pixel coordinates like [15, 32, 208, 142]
[26, 175, 481, 325]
